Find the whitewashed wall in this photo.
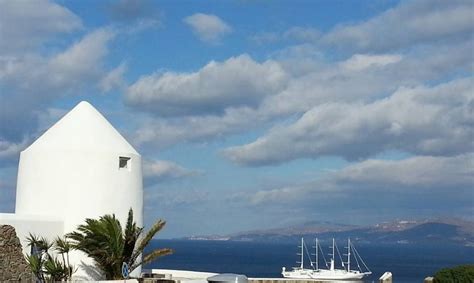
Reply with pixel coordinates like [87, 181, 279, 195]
[0, 213, 64, 254]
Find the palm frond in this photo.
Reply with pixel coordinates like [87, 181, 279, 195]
[130, 248, 173, 271]
[141, 220, 166, 249]
[25, 253, 42, 274]
[26, 233, 40, 247]
[67, 213, 126, 279]
[37, 236, 53, 252]
[43, 257, 69, 281]
[67, 209, 171, 279]
[55, 236, 72, 254]
[130, 219, 166, 263]
[123, 208, 143, 262]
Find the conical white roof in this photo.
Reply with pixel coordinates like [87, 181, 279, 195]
[24, 101, 139, 154]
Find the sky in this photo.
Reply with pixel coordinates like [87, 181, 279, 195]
[0, 0, 473, 238]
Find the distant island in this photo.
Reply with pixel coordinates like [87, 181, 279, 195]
[182, 218, 474, 246]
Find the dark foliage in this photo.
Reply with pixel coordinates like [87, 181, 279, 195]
[434, 265, 474, 283]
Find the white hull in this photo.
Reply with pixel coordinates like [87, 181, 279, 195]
[283, 269, 371, 280]
[281, 269, 314, 279]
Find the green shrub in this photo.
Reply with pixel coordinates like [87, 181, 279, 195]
[25, 234, 74, 282]
[433, 265, 474, 283]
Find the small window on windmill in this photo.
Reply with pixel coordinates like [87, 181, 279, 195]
[119, 156, 131, 170]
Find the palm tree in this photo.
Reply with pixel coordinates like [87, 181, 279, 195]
[43, 257, 70, 282]
[25, 234, 50, 282]
[25, 233, 74, 282]
[67, 208, 173, 279]
[55, 236, 74, 278]
[25, 252, 44, 282]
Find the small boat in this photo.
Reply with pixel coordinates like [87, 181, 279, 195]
[282, 238, 372, 280]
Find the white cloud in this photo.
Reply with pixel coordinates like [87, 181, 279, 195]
[0, 28, 116, 153]
[99, 63, 127, 93]
[143, 159, 200, 184]
[0, 28, 115, 97]
[224, 78, 473, 166]
[0, 0, 82, 54]
[341, 54, 402, 71]
[248, 154, 474, 206]
[48, 28, 116, 88]
[124, 0, 473, 160]
[0, 139, 28, 166]
[321, 0, 474, 52]
[251, 1, 473, 52]
[126, 54, 287, 116]
[183, 13, 232, 43]
[265, 40, 472, 116]
[133, 107, 263, 148]
[284, 27, 321, 42]
[334, 154, 474, 189]
[128, 40, 472, 150]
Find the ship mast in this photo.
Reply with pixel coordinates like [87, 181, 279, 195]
[300, 238, 304, 269]
[315, 238, 319, 270]
[330, 238, 335, 271]
[347, 238, 351, 272]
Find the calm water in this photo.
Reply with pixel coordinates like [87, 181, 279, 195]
[145, 240, 474, 283]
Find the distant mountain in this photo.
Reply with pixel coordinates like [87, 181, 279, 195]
[184, 218, 474, 246]
[232, 220, 358, 237]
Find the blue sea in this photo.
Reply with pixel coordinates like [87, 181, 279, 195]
[145, 240, 474, 283]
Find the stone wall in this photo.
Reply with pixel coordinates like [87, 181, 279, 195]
[0, 225, 33, 281]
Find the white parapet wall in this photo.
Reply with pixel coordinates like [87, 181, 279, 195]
[83, 280, 139, 283]
[0, 213, 64, 254]
[148, 269, 219, 283]
[379, 271, 392, 283]
[150, 269, 219, 278]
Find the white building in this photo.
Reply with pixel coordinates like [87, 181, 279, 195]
[0, 101, 144, 279]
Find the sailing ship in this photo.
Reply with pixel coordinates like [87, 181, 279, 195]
[282, 238, 372, 280]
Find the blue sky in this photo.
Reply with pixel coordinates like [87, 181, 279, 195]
[0, 0, 473, 238]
